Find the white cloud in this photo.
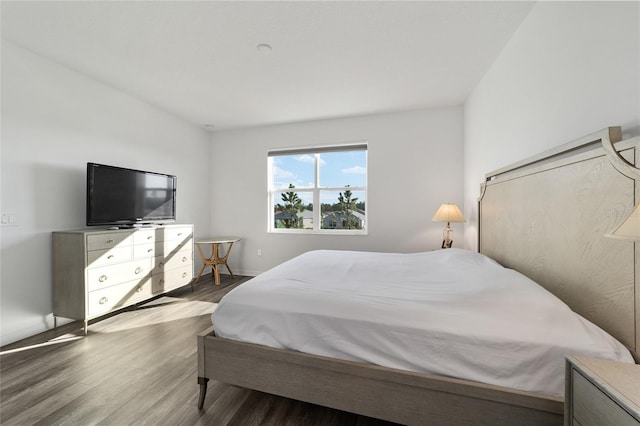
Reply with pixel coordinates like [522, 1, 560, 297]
[297, 154, 315, 164]
[298, 154, 326, 166]
[273, 166, 295, 179]
[342, 165, 366, 174]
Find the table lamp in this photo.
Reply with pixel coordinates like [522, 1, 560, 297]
[432, 203, 466, 248]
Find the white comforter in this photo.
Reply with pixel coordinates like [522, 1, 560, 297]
[212, 249, 633, 397]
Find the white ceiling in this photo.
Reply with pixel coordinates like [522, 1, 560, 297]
[1, 1, 535, 131]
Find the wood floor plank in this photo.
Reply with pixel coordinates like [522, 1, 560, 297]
[31, 365, 149, 426]
[97, 355, 195, 425]
[1, 274, 398, 426]
[1, 382, 94, 426]
[259, 392, 297, 425]
[229, 390, 279, 425]
[1, 361, 139, 422]
[134, 372, 204, 425]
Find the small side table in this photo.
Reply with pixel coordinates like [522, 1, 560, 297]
[566, 355, 640, 426]
[194, 237, 241, 285]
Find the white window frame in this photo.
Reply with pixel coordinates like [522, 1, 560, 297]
[268, 143, 368, 235]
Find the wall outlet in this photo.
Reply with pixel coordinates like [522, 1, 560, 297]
[257, 248, 262, 256]
[1, 212, 17, 227]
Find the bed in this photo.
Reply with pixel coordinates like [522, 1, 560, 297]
[197, 127, 640, 425]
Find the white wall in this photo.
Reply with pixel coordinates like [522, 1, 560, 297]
[463, 1, 640, 250]
[0, 41, 212, 346]
[210, 108, 464, 276]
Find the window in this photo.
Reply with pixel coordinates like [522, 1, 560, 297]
[268, 144, 367, 234]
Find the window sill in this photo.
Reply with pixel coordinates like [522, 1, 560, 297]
[268, 229, 368, 236]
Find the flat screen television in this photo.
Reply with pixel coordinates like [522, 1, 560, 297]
[86, 162, 176, 227]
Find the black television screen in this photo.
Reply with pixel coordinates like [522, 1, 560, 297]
[87, 163, 176, 226]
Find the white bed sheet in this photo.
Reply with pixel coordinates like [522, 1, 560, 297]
[212, 249, 633, 397]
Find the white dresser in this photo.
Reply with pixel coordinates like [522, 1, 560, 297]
[566, 355, 640, 426]
[53, 224, 194, 334]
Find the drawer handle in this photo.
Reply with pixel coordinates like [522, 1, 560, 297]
[147, 249, 153, 253]
[177, 232, 183, 236]
[135, 267, 143, 274]
[147, 236, 153, 240]
[107, 255, 114, 259]
[136, 286, 143, 293]
[99, 296, 108, 305]
[99, 275, 108, 282]
[106, 239, 114, 244]
[182, 272, 188, 278]
[182, 256, 187, 262]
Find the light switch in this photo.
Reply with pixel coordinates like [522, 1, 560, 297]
[1, 212, 17, 226]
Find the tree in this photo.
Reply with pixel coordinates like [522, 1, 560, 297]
[337, 186, 360, 229]
[275, 184, 304, 228]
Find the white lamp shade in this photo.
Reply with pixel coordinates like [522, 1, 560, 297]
[432, 203, 466, 223]
[609, 202, 640, 240]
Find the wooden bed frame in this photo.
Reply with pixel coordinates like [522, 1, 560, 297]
[197, 127, 639, 425]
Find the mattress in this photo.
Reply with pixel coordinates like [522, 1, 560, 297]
[212, 248, 634, 397]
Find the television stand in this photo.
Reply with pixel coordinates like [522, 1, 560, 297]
[106, 224, 159, 230]
[52, 224, 194, 334]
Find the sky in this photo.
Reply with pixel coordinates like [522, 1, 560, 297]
[272, 150, 366, 205]
[272, 150, 366, 189]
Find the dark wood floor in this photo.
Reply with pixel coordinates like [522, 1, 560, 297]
[0, 274, 399, 425]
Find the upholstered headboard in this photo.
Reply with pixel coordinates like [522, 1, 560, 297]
[479, 127, 639, 360]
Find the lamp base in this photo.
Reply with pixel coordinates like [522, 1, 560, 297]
[441, 223, 453, 249]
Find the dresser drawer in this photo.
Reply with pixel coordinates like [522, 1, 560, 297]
[164, 226, 192, 241]
[133, 229, 157, 245]
[157, 237, 193, 257]
[88, 277, 154, 317]
[87, 259, 152, 291]
[87, 246, 133, 267]
[572, 369, 638, 426]
[86, 232, 133, 251]
[152, 264, 192, 293]
[152, 251, 192, 274]
[133, 243, 156, 259]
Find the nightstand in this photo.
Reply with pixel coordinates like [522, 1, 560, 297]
[566, 355, 640, 426]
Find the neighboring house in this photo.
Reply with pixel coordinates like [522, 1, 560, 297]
[321, 210, 365, 230]
[274, 211, 301, 228]
[274, 209, 314, 229]
[276, 209, 364, 230]
[300, 209, 314, 229]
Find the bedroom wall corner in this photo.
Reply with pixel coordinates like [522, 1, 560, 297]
[463, 1, 640, 251]
[0, 40, 213, 346]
